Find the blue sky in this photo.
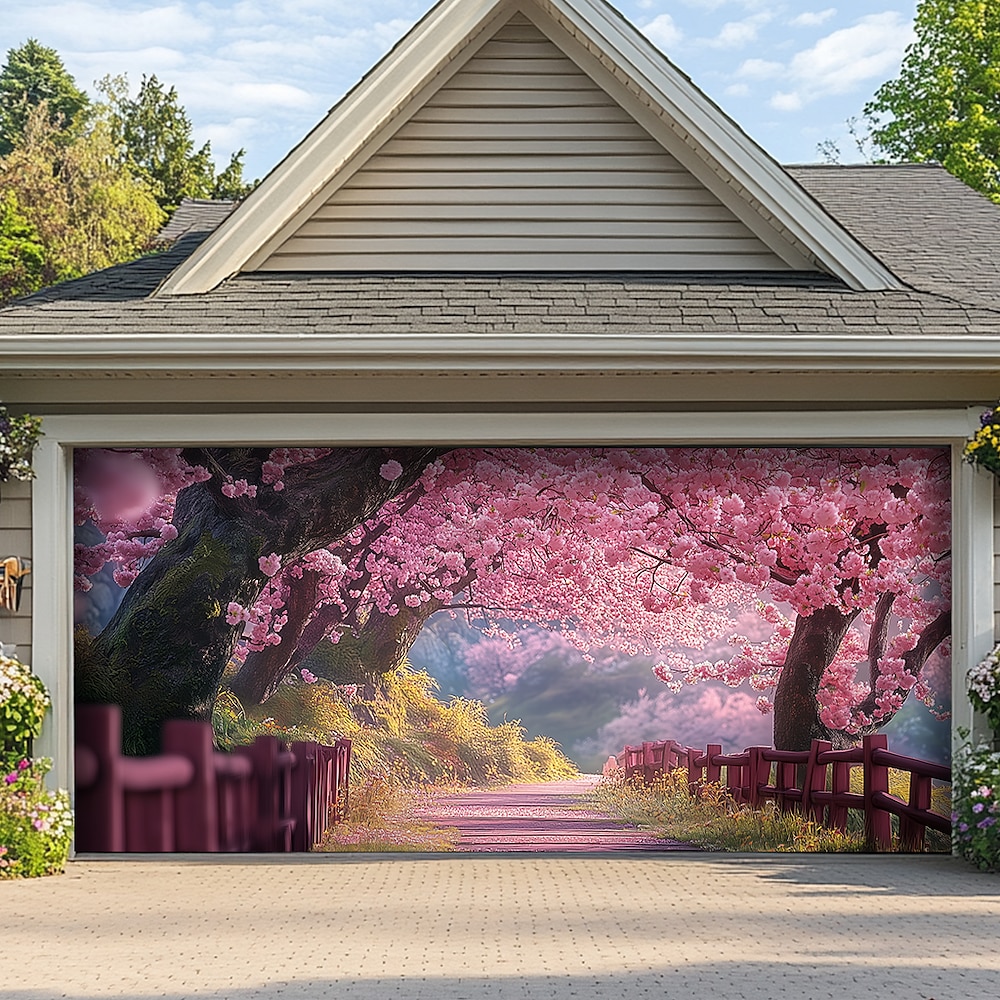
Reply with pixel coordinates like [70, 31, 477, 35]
[0, 1, 917, 181]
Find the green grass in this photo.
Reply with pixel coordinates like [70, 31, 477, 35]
[592, 765, 952, 853]
[591, 769, 864, 853]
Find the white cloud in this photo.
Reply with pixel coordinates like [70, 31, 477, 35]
[770, 91, 803, 111]
[702, 11, 773, 49]
[765, 12, 914, 111]
[0, 2, 213, 51]
[789, 8, 837, 28]
[737, 58, 783, 80]
[641, 14, 683, 51]
[724, 82, 750, 97]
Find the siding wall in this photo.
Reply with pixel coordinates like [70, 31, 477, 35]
[995, 481, 1000, 640]
[0, 479, 32, 666]
[262, 14, 788, 272]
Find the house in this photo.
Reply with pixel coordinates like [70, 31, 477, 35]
[1, 0, 998, 799]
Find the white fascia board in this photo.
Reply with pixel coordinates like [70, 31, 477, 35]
[157, 0, 513, 296]
[4, 333, 1000, 373]
[539, 0, 902, 291]
[32, 408, 977, 448]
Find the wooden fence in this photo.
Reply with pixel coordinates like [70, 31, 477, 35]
[74, 703, 351, 853]
[609, 734, 950, 851]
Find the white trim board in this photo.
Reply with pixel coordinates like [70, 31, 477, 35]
[35, 406, 984, 801]
[6, 334, 1000, 374]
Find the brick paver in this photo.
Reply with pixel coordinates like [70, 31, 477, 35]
[2, 854, 998, 999]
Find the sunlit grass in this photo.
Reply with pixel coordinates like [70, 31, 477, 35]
[213, 662, 578, 851]
[592, 764, 951, 853]
[591, 769, 865, 853]
[317, 774, 460, 853]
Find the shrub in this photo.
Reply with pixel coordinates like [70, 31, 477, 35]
[0, 757, 73, 878]
[0, 651, 50, 765]
[952, 741, 1000, 872]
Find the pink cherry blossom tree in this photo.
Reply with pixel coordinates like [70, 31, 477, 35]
[75, 445, 950, 753]
[74, 445, 441, 753]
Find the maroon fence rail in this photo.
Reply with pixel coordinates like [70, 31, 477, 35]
[74, 704, 351, 853]
[609, 733, 950, 851]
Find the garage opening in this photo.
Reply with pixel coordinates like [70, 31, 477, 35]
[72, 444, 952, 853]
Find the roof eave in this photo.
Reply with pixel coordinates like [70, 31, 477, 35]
[3, 333, 999, 374]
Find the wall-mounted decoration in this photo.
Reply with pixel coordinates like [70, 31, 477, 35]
[0, 557, 30, 613]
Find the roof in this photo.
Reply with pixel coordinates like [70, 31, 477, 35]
[155, 199, 237, 243]
[1, 165, 998, 347]
[787, 163, 1000, 312]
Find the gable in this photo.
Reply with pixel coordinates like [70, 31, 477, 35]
[254, 15, 788, 272]
[158, 0, 901, 294]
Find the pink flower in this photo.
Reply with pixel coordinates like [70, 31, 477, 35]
[379, 460, 403, 482]
[17, 759, 30, 771]
[258, 553, 281, 578]
[4, 772, 18, 784]
[300, 668, 318, 684]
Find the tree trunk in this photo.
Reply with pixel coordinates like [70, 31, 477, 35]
[293, 602, 443, 686]
[228, 572, 322, 706]
[77, 446, 441, 754]
[772, 605, 860, 751]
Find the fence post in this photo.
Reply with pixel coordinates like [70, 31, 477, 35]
[705, 744, 722, 785]
[162, 719, 220, 852]
[642, 741, 656, 784]
[74, 704, 126, 852]
[289, 741, 316, 851]
[900, 771, 932, 852]
[802, 739, 832, 823]
[863, 734, 892, 851]
[746, 746, 769, 808]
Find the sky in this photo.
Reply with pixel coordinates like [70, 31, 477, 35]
[0, 0, 918, 182]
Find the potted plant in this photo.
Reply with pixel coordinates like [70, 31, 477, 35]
[0, 402, 43, 503]
[964, 403, 1000, 476]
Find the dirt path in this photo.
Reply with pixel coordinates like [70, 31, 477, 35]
[414, 775, 696, 852]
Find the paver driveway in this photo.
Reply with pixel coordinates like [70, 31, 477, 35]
[2, 853, 999, 999]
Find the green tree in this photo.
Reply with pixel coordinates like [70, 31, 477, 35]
[0, 39, 89, 156]
[98, 74, 252, 212]
[0, 190, 49, 300]
[0, 103, 164, 302]
[864, 0, 1000, 202]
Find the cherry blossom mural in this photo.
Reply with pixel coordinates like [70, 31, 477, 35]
[72, 444, 951, 850]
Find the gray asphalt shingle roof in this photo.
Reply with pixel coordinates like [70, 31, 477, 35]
[2, 164, 999, 339]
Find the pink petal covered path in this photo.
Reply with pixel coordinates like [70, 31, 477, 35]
[415, 776, 695, 852]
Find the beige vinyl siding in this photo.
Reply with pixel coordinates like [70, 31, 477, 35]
[995, 480, 1000, 641]
[0, 479, 32, 666]
[260, 15, 789, 273]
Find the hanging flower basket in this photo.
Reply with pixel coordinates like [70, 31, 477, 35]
[0, 403, 43, 503]
[964, 402, 1000, 476]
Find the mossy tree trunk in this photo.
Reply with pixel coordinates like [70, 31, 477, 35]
[76, 446, 441, 754]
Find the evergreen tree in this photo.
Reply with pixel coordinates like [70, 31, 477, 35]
[98, 74, 252, 212]
[0, 39, 89, 155]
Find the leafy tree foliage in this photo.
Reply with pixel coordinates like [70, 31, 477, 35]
[0, 104, 165, 302]
[0, 39, 88, 156]
[0, 191, 47, 300]
[98, 74, 252, 212]
[865, 0, 1000, 202]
